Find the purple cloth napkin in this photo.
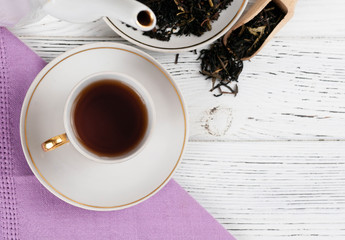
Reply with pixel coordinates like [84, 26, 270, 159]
[0, 27, 235, 240]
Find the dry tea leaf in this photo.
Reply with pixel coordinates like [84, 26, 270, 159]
[138, 0, 234, 41]
[198, 40, 243, 97]
[226, 1, 285, 59]
[198, 1, 286, 97]
[247, 26, 266, 37]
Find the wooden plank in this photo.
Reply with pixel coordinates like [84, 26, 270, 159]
[176, 141, 345, 239]
[9, 0, 345, 38]
[276, 0, 345, 38]
[16, 36, 345, 141]
[6, 1, 345, 239]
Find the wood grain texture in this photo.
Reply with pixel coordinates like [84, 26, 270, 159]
[9, 0, 345, 38]
[176, 141, 345, 240]
[16, 36, 345, 141]
[7, 0, 345, 239]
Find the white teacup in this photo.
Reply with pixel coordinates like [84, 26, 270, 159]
[41, 72, 155, 164]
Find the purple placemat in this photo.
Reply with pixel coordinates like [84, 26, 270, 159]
[0, 27, 235, 240]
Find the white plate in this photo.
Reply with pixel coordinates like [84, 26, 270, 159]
[104, 0, 248, 53]
[20, 43, 188, 211]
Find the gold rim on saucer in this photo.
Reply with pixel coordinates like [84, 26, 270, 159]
[23, 46, 187, 209]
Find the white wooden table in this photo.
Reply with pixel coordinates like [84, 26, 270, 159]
[10, 0, 345, 239]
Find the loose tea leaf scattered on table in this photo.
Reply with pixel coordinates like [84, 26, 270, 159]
[175, 54, 180, 64]
[198, 39, 242, 97]
[138, 0, 234, 41]
[199, 1, 286, 97]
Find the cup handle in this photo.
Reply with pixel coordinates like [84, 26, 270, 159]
[41, 133, 70, 152]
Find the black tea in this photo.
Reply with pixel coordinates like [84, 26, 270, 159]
[199, 1, 286, 97]
[73, 80, 148, 157]
[137, 0, 234, 41]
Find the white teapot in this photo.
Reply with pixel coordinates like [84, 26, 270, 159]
[0, 0, 156, 31]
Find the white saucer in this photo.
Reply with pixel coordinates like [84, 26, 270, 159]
[104, 0, 248, 53]
[20, 43, 188, 211]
